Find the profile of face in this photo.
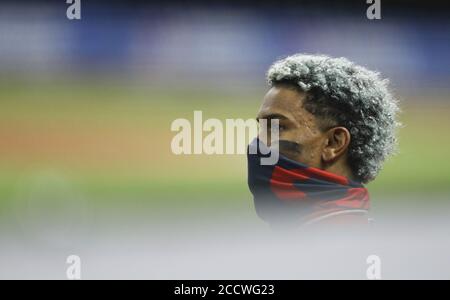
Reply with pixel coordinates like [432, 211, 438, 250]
[257, 84, 354, 179]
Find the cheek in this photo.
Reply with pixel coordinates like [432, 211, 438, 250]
[302, 140, 322, 162]
[303, 135, 327, 165]
[291, 128, 325, 165]
[285, 124, 316, 145]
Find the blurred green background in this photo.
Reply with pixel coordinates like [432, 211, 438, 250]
[1, 80, 449, 218]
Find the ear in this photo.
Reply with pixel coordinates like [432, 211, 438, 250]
[321, 126, 351, 163]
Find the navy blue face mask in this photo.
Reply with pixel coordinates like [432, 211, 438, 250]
[247, 138, 369, 227]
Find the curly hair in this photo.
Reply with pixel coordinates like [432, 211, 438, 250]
[267, 54, 400, 183]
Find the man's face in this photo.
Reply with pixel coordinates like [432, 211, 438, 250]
[257, 85, 326, 168]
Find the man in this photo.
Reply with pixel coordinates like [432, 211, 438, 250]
[247, 54, 400, 227]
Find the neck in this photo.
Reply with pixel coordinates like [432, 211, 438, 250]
[323, 160, 356, 182]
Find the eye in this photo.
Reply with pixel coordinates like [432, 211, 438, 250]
[274, 123, 286, 132]
[270, 123, 286, 135]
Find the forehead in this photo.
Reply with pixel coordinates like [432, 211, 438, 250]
[258, 85, 310, 121]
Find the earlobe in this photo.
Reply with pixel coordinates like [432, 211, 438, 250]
[321, 147, 334, 162]
[321, 135, 335, 163]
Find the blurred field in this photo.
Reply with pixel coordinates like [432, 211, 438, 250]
[1, 81, 450, 215]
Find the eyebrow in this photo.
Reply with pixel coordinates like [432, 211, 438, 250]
[256, 113, 289, 122]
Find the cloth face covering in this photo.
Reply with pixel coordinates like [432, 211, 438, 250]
[247, 138, 370, 227]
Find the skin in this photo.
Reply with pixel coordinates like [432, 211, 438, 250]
[257, 84, 355, 181]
